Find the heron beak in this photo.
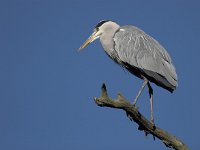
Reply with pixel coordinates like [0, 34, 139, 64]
[78, 31, 100, 51]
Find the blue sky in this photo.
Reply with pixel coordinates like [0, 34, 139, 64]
[0, 0, 200, 149]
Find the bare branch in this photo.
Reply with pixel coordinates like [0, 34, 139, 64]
[94, 83, 189, 150]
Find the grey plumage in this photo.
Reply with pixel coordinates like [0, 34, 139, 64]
[112, 26, 177, 92]
[79, 20, 178, 122]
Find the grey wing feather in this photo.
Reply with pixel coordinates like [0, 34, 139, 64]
[113, 26, 178, 90]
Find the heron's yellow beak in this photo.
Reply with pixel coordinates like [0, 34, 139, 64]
[79, 31, 100, 51]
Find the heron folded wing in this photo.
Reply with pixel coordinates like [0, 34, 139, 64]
[113, 25, 178, 91]
[135, 34, 178, 88]
[113, 26, 140, 68]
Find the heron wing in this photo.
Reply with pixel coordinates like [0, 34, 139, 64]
[113, 26, 178, 90]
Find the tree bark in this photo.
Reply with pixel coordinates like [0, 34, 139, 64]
[94, 83, 189, 150]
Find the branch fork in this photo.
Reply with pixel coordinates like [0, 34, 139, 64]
[94, 83, 189, 150]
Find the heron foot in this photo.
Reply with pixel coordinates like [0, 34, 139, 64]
[132, 102, 139, 110]
[150, 119, 155, 126]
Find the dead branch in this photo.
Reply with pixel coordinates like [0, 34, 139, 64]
[94, 83, 189, 150]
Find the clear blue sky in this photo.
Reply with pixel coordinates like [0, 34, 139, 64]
[0, 0, 199, 149]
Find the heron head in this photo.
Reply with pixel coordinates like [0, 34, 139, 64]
[79, 20, 118, 51]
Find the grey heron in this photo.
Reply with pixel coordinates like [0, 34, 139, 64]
[79, 20, 178, 123]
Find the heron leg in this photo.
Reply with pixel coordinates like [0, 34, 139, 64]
[147, 82, 154, 123]
[133, 79, 148, 105]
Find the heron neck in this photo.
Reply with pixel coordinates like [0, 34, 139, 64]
[100, 25, 120, 58]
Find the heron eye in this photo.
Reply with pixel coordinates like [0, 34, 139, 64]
[94, 28, 99, 32]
